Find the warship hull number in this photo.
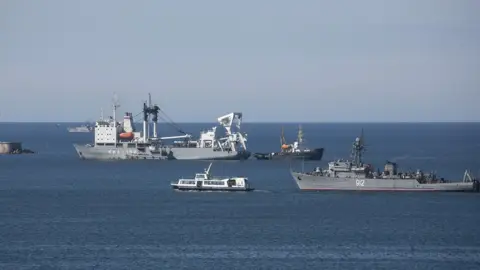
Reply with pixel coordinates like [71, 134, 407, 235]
[355, 179, 365, 187]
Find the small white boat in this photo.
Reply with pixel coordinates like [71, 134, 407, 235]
[171, 163, 254, 192]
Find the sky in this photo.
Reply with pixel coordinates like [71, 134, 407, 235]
[1, 0, 479, 122]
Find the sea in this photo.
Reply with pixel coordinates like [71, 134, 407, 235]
[0, 122, 479, 269]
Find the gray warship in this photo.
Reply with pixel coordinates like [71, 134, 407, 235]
[73, 94, 251, 160]
[67, 124, 93, 133]
[290, 130, 480, 192]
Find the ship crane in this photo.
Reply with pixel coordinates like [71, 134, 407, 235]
[141, 93, 190, 142]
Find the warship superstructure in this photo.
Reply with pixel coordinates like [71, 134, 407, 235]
[73, 94, 251, 160]
[254, 125, 324, 160]
[291, 130, 480, 192]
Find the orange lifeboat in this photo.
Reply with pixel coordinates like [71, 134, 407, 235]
[119, 132, 134, 140]
[281, 144, 290, 149]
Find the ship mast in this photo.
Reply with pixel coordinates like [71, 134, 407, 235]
[142, 100, 149, 142]
[280, 126, 286, 145]
[280, 126, 288, 152]
[148, 93, 160, 138]
[112, 93, 120, 126]
[297, 124, 303, 145]
[351, 129, 365, 166]
[142, 93, 161, 142]
[112, 93, 120, 144]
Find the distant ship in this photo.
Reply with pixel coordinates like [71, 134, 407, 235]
[253, 125, 324, 160]
[73, 94, 251, 160]
[290, 130, 480, 192]
[67, 124, 93, 133]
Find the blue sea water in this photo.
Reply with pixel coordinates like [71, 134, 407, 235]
[0, 122, 479, 269]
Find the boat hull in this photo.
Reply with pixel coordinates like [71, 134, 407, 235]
[254, 148, 324, 161]
[168, 148, 250, 160]
[73, 144, 250, 161]
[67, 128, 91, 133]
[171, 185, 254, 192]
[291, 171, 480, 192]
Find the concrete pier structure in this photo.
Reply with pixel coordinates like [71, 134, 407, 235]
[0, 142, 33, 154]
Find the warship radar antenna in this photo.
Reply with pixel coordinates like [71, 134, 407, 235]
[351, 129, 365, 166]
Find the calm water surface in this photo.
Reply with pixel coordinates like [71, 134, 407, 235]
[0, 123, 479, 269]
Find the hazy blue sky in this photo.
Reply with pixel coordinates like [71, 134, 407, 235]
[1, 0, 479, 122]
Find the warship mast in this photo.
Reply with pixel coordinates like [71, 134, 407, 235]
[351, 129, 365, 167]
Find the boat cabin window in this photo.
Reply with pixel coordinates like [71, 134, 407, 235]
[180, 180, 195, 185]
[195, 174, 207, 179]
[204, 180, 224, 185]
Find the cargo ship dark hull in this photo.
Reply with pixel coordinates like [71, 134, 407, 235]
[254, 148, 324, 161]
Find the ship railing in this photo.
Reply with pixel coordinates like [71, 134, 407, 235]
[208, 175, 244, 180]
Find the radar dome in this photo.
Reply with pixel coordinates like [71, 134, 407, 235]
[355, 137, 360, 142]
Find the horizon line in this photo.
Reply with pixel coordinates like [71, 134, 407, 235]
[1, 121, 479, 124]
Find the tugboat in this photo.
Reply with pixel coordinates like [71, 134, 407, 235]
[171, 163, 254, 192]
[254, 125, 324, 160]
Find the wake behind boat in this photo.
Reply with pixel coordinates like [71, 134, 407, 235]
[171, 163, 254, 192]
[291, 130, 480, 192]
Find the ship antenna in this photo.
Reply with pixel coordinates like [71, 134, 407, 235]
[352, 128, 365, 166]
[148, 93, 152, 139]
[112, 93, 120, 126]
[298, 124, 303, 145]
[205, 162, 213, 176]
[148, 93, 160, 138]
[143, 98, 149, 142]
